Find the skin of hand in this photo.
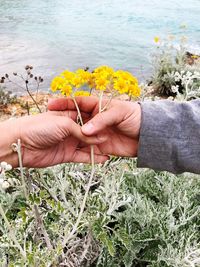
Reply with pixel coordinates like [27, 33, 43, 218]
[0, 111, 108, 168]
[48, 96, 141, 158]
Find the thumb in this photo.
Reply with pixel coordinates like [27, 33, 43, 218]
[59, 117, 107, 144]
[81, 107, 122, 135]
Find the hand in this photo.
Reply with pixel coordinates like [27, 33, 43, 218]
[0, 111, 108, 168]
[48, 97, 141, 157]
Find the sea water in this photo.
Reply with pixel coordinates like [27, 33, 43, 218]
[0, 0, 200, 91]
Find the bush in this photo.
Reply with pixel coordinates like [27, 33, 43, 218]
[0, 87, 17, 106]
[1, 159, 200, 266]
[151, 40, 200, 100]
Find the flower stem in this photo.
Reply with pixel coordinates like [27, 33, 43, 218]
[63, 97, 95, 245]
[99, 91, 104, 113]
[72, 96, 84, 125]
[12, 139, 28, 200]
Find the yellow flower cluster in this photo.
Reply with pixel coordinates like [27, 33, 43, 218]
[74, 90, 90, 97]
[113, 70, 140, 97]
[51, 69, 92, 96]
[51, 66, 140, 98]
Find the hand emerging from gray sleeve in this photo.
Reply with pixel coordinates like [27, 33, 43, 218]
[49, 97, 200, 174]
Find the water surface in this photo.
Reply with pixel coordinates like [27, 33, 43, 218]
[0, 0, 200, 91]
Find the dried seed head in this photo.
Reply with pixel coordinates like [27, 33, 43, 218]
[29, 66, 33, 70]
[5, 73, 9, 78]
[25, 65, 29, 70]
[30, 74, 33, 78]
[25, 80, 29, 84]
[34, 76, 37, 81]
[13, 72, 17, 76]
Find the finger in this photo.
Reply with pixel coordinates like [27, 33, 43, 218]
[48, 96, 100, 113]
[48, 110, 90, 122]
[71, 150, 109, 164]
[58, 117, 108, 145]
[81, 107, 124, 135]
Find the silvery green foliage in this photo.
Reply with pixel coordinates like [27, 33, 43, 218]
[168, 70, 200, 100]
[0, 162, 12, 190]
[151, 40, 200, 98]
[0, 159, 200, 267]
[0, 87, 17, 106]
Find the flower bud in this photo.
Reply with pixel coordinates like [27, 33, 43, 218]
[0, 161, 12, 171]
[2, 181, 10, 190]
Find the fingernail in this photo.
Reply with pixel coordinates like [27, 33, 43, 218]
[82, 122, 94, 134]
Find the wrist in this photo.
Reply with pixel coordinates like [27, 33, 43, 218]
[0, 119, 20, 168]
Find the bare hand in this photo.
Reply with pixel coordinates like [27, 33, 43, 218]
[0, 111, 108, 168]
[48, 97, 141, 158]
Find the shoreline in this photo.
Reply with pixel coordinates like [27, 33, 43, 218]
[0, 92, 52, 121]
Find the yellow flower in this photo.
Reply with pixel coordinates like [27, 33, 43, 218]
[113, 78, 129, 94]
[71, 76, 83, 88]
[95, 76, 109, 91]
[76, 69, 91, 83]
[128, 84, 141, 97]
[61, 70, 75, 83]
[88, 74, 96, 89]
[51, 76, 66, 92]
[191, 55, 199, 59]
[94, 66, 114, 74]
[114, 70, 138, 84]
[154, 36, 160, 43]
[74, 90, 90, 97]
[94, 66, 114, 80]
[60, 84, 73, 96]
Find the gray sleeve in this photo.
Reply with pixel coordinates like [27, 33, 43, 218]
[137, 99, 200, 174]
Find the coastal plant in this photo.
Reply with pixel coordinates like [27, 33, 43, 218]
[151, 36, 200, 98]
[0, 157, 200, 267]
[0, 65, 44, 113]
[161, 69, 200, 101]
[0, 87, 18, 106]
[1, 58, 200, 267]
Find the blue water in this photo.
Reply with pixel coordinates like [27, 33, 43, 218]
[0, 0, 200, 91]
